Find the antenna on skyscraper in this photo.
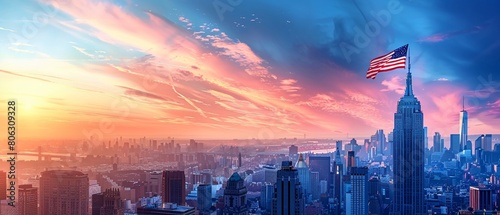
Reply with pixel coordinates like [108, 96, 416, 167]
[408, 44, 411, 74]
[463, 96, 465, 111]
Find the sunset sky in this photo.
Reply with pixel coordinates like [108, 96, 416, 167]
[0, 0, 499, 140]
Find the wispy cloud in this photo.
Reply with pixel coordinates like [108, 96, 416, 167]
[0, 69, 52, 83]
[168, 73, 207, 118]
[8, 47, 50, 57]
[0, 27, 15, 32]
[72, 45, 94, 58]
[418, 25, 483, 43]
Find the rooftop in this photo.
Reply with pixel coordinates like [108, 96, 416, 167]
[229, 172, 242, 182]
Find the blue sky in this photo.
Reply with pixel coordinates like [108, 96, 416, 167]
[0, 0, 498, 140]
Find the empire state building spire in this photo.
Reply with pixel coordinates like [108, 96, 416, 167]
[404, 71, 414, 97]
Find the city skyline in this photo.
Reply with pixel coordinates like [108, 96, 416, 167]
[2, 1, 500, 215]
[1, 1, 499, 140]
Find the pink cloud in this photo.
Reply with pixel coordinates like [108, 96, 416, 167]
[281, 79, 297, 85]
[280, 79, 301, 93]
[179, 16, 189, 23]
[418, 33, 448, 42]
[418, 25, 484, 43]
[381, 76, 405, 94]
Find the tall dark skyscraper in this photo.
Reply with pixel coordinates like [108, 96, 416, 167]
[92, 193, 104, 215]
[392, 71, 425, 215]
[162, 170, 186, 205]
[351, 167, 369, 215]
[273, 161, 304, 215]
[332, 148, 343, 215]
[40, 170, 89, 215]
[223, 172, 248, 215]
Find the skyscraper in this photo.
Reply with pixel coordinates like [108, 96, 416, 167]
[450, 134, 460, 153]
[289, 145, 298, 156]
[347, 151, 356, 175]
[392, 71, 425, 215]
[273, 161, 304, 215]
[433, 132, 442, 152]
[470, 186, 492, 211]
[308, 156, 330, 194]
[238, 152, 242, 168]
[310, 171, 320, 200]
[368, 176, 382, 215]
[424, 127, 428, 150]
[295, 154, 311, 197]
[92, 193, 104, 215]
[484, 134, 493, 151]
[260, 183, 273, 212]
[332, 148, 343, 215]
[197, 184, 212, 214]
[345, 138, 359, 152]
[345, 181, 352, 215]
[146, 171, 163, 196]
[459, 96, 468, 153]
[351, 167, 369, 215]
[475, 135, 484, 155]
[162, 170, 186, 205]
[223, 172, 248, 215]
[18, 184, 37, 215]
[336, 140, 343, 153]
[375, 129, 386, 155]
[40, 170, 89, 215]
[97, 188, 124, 215]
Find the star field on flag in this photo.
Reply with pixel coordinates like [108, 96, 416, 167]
[366, 44, 408, 79]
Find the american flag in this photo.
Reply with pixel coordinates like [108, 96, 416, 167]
[366, 44, 408, 79]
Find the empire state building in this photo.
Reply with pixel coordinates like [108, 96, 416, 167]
[391, 71, 425, 215]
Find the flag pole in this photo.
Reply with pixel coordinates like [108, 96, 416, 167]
[408, 44, 411, 74]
